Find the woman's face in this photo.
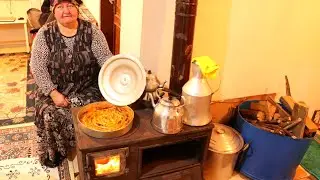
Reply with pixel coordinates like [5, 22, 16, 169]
[54, 2, 78, 24]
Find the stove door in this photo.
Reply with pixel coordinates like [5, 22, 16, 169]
[85, 147, 129, 179]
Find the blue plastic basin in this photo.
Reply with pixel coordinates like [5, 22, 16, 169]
[233, 100, 312, 180]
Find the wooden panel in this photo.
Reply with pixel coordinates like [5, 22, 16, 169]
[169, 0, 198, 94]
[210, 93, 277, 124]
[114, 25, 120, 54]
[113, 0, 121, 54]
[100, 0, 115, 54]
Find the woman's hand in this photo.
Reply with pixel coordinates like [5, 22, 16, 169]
[50, 89, 69, 107]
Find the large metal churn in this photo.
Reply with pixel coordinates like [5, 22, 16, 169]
[206, 123, 245, 180]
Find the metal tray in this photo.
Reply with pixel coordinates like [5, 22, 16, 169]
[77, 101, 134, 139]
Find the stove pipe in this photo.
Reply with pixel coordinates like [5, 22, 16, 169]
[169, 0, 198, 94]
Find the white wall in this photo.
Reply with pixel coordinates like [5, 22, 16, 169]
[0, 0, 29, 18]
[221, 0, 320, 115]
[79, 0, 175, 84]
[29, 0, 43, 9]
[192, 0, 231, 100]
[139, 0, 175, 85]
[82, 0, 101, 26]
[0, 0, 32, 46]
[119, 0, 143, 58]
[193, 0, 320, 115]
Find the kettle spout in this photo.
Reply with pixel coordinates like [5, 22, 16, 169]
[148, 93, 157, 108]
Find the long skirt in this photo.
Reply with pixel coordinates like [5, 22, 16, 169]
[35, 87, 102, 167]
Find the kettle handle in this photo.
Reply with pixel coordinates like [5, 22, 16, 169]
[157, 87, 182, 100]
[155, 88, 186, 107]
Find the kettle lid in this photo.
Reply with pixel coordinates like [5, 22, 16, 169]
[160, 96, 181, 107]
[209, 123, 244, 154]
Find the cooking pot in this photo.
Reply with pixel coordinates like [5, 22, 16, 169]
[206, 123, 247, 180]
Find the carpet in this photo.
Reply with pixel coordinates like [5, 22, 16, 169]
[0, 158, 59, 180]
[0, 53, 36, 128]
[0, 125, 71, 180]
[0, 125, 38, 160]
[300, 134, 320, 180]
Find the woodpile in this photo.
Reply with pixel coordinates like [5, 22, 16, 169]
[240, 96, 318, 139]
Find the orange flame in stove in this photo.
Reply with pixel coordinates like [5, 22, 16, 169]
[95, 155, 121, 176]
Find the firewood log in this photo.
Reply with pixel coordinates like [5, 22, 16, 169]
[250, 101, 276, 121]
[240, 109, 265, 121]
[291, 102, 308, 138]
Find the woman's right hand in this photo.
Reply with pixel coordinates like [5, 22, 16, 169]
[50, 89, 69, 107]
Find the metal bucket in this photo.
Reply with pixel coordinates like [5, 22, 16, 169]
[233, 100, 312, 180]
[207, 123, 246, 180]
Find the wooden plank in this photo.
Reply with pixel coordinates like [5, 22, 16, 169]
[250, 101, 276, 121]
[210, 93, 277, 124]
[240, 109, 265, 121]
[285, 75, 291, 96]
[273, 113, 281, 120]
[291, 102, 308, 138]
[280, 96, 318, 133]
[279, 96, 295, 113]
[305, 116, 318, 133]
[267, 96, 291, 119]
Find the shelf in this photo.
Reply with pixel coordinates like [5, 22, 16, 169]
[0, 46, 29, 54]
[140, 139, 205, 178]
[0, 19, 26, 25]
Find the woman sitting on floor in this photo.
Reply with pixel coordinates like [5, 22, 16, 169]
[30, 0, 112, 167]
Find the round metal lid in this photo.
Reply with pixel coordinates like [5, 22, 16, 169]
[209, 123, 244, 154]
[98, 54, 146, 106]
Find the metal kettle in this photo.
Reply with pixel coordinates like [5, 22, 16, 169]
[150, 88, 185, 134]
[182, 62, 213, 126]
[145, 70, 166, 106]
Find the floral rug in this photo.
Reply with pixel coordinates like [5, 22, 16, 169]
[0, 125, 72, 180]
[0, 158, 59, 180]
[0, 125, 38, 160]
[0, 53, 36, 128]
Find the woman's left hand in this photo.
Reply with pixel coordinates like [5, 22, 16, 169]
[50, 89, 70, 107]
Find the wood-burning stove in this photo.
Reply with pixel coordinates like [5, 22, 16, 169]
[71, 108, 213, 180]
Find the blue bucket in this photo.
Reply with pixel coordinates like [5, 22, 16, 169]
[233, 100, 312, 180]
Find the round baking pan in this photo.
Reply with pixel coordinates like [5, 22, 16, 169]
[77, 101, 134, 139]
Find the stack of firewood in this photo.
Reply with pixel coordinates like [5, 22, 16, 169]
[240, 96, 318, 139]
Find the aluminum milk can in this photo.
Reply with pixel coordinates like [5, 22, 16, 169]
[182, 62, 213, 126]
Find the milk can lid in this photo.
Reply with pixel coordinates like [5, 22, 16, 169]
[209, 123, 244, 154]
[98, 54, 146, 106]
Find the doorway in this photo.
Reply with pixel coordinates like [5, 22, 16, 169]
[100, 0, 120, 55]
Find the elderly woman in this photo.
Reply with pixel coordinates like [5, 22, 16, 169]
[30, 0, 112, 167]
